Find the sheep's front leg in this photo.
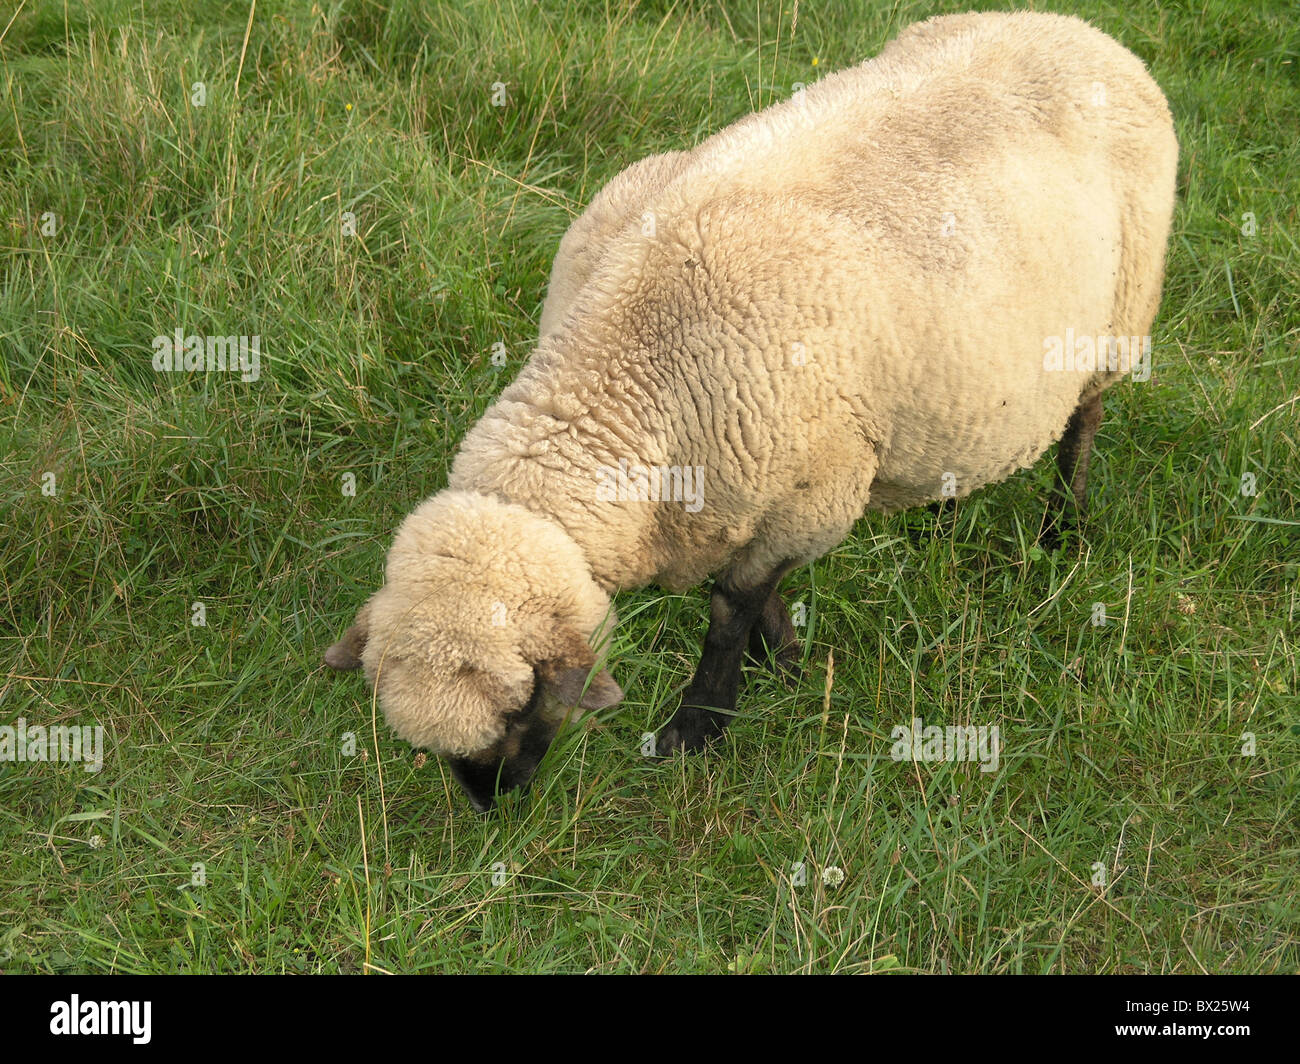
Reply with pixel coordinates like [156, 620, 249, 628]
[659, 569, 787, 755]
[1042, 392, 1104, 549]
[746, 588, 802, 677]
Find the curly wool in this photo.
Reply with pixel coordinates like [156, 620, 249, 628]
[453, 10, 1178, 593]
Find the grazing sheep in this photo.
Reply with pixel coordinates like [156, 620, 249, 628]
[326, 10, 1178, 812]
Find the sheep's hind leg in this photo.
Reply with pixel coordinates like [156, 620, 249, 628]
[746, 588, 802, 679]
[1041, 392, 1104, 550]
[658, 567, 790, 756]
[906, 498, 955, 546]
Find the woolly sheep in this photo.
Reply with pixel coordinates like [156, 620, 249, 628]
[326, 11, 1178, 813]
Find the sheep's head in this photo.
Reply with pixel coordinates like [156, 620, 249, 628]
[324, 490, 621, 812]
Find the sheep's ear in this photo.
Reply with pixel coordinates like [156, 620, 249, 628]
[541, 665, 623, 711]
[324, 600, 372, 670]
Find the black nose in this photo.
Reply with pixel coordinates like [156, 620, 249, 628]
[466, 791, 495, 814]
[446, 755, 533, 814]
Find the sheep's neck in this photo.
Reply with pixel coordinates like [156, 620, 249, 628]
[448, 396, 667, 594]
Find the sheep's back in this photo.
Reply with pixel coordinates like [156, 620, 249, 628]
[570, 11, 1176, 516]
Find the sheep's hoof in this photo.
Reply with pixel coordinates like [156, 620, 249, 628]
[657, 706, 728, 756]
[1038, 516, 1081, 553]
[772, 651, 804, 689]
[747, 641, 803, 686]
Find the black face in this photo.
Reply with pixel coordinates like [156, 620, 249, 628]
[445, 683, 561, 814]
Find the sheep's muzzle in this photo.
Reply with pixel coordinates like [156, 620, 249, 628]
[444, 691, 560, 813]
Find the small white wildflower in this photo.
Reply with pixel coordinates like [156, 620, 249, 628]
[822, 865, 845, 887]
[88, 834, 104, 850]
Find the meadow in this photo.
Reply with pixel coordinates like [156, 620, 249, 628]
[0, 0, 1296, 973]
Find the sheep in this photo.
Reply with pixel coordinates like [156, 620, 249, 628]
[538, 150, 691, 340]
[325, 10, 1179, 813]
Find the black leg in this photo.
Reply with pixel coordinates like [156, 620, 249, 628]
[907, 498, 954, 546]
[745, 587, 803, 677]
[1042, 392, 1104, 550]
[658, 567, 789, 755]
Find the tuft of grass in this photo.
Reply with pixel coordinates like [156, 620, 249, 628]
[0, 0, 1296, 973]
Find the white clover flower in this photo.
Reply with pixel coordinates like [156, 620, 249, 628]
[822, 865, 845, 887]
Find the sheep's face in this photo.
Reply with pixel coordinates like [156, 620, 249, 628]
[442, 660, 622, 813]
[323, 491, 622, 813]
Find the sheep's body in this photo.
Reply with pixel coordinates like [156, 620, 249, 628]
[328, 11, 1178, 811]
[452, 10, 1177, 595]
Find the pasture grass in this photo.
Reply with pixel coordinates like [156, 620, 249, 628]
[0, 0, 1296, 972]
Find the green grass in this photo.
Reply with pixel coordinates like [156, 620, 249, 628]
[1, 0, 1296, 974]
